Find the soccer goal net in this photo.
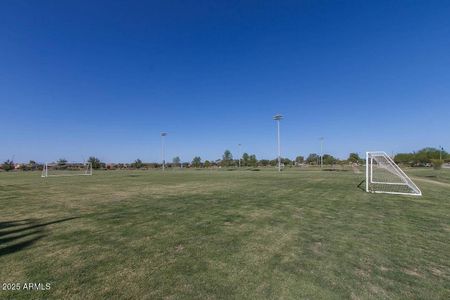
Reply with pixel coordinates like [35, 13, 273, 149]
[366, 151, 421, 196]
[41, 162, 93, 178]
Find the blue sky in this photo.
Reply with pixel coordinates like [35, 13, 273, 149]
[1, 1, 449, 163]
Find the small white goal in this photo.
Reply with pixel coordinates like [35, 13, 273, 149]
[366, 151, 421, 196]
[42, 162, 93, 178]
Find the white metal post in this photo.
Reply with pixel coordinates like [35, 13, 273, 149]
[42, 163, 49, 178]
[161, 136, 164, 171]
[365, 152, 369, 192]
[277, 121, 281, 171]
[238, 144, 241, 168]
[370, 157, 373, 183]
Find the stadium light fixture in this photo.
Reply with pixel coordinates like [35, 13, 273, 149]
[273, 114, 283, 172]
[161, 132, 167, 171]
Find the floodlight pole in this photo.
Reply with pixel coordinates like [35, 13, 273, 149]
[161, 132, 167, 171]
[440, 145, 443, 161]
[238, 144, 242, 168]
[273, 114, 283, 172]
[320, 137, 324, 168]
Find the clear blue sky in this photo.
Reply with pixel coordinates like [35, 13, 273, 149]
[1, 1, 449, 163]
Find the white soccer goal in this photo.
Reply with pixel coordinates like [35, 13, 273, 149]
[366, 151, 421, 196]
[41, 162, 93, 178]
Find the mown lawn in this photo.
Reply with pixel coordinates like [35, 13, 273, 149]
[0, 168, 449, 299]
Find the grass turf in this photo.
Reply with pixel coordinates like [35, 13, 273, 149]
[0, 168, 449, 299]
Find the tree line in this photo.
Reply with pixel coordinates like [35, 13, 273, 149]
[394, 147, 449, 168]
[2, 147, 447, 172]
[1, 151, 362, 171]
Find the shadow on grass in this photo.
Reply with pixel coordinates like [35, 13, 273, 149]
[357, 179, 366, 192]
[0, 217, 78, 257]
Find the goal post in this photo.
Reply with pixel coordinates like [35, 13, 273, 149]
[366, 151, 422, 196]
[41, 162, 93, 178]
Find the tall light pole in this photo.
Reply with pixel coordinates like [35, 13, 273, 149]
[238, 143, 242, 168]
[440, 145, 443, 161]
[273, 114, 283, 172]
[319, 137, 324, 168]
[161, 132, 167, 171]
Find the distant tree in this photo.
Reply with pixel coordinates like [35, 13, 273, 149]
[306, 153, 319, 165]
[28, 160, 37, 171]
[258, 159, 270, 167]
[57, 158, 67, 166]
[132, 159, 144, 169]
[222, 150, 233, 167]
[431, 159, 444, 170]
[416, 147, 447, 163]
[242, 153, 249, 167]
[394, 153, 416, 166]
[394, 147, 449, 166]
[192, 156, 202, 168]
[204, 160, 211, 168]
[295, 156, 304, 165]
[172, 156, 181, 167]
[281, 158, 292, 166]
[415, 151, 430, 165]
[2, 159, 15, 172]
[249, 154, 257, 167]
[348, 153, 361, 164]
[323, 154, 337, 165]
[88, 157, 102, 169]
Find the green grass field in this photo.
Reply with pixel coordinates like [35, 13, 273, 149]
[1, 168, 449, 299]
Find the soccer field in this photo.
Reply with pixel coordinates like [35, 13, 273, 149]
[1, 168, 449, 299]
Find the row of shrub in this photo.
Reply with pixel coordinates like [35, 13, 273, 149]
[2, 148, 447, 172]
[394, 147, 449, 169]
